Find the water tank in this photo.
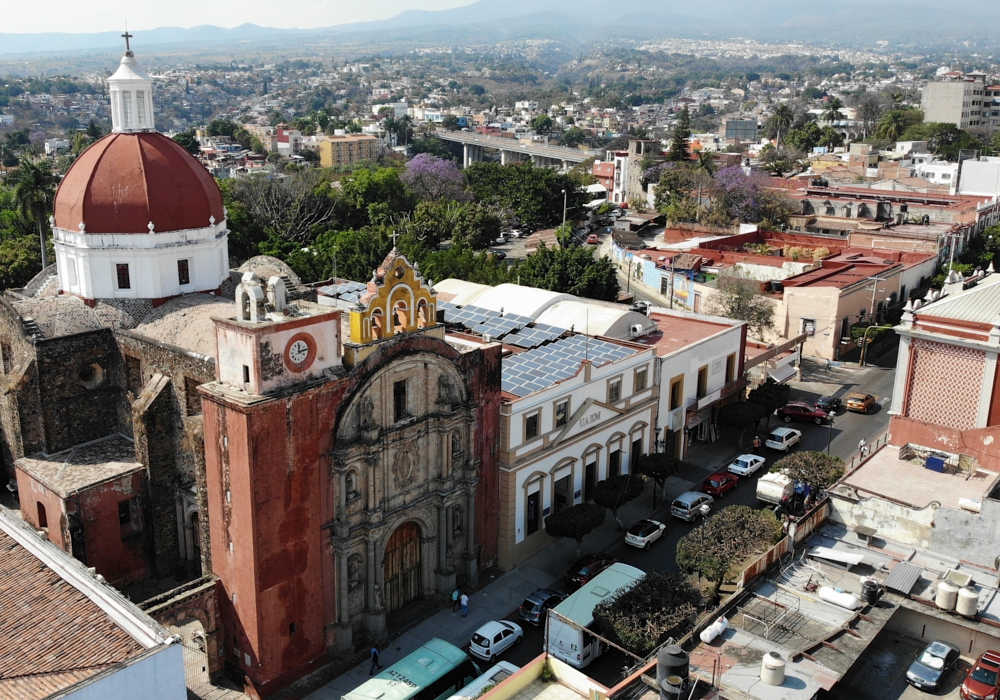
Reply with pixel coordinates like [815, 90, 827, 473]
[659, 675, 683, 700]
[819, 586, 860, 610]
[936, 580, 959, 611]
[957, 586, 980, 617]
[761, 652, 785, 686]
[657, 645, 689, 683]
[862, 579, 879, 606]
[700, 616, 729, 644]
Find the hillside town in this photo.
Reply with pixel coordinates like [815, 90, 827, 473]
[4, 27, 1000, 700]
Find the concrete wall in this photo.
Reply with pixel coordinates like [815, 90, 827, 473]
[929, 495, 1000, 570]
[827, 491, 937, 549]
[887, 604, 1000, 659]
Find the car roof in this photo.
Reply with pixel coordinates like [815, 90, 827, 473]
[786, 401, 812, 408]
[818, 395, 836, 401]
[707, 471, 733, 479]
[475, 621, 508, 635]
[847, 392, 870, 399]
[735, 453, 760, 461]
[926, 640, 960, 655]
[771, 427, 799, 436]
[978, 650, 1000, 666]
[675, 491, 708, 503]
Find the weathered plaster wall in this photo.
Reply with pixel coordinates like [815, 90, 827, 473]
[827, 490, 937, 548]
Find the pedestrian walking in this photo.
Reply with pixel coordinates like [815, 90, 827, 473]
[369, 645, 383, 676]
[858, 437, 867, 457]
[753, 435, 762, 450]
[460, 592, 469, 617]
[451, 588, 461, 613]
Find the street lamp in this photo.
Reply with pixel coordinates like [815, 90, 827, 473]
[561, 188, 567, 231]
[859, 324, 893, 367]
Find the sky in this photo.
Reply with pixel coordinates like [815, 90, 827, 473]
[3, 0, 471, 34]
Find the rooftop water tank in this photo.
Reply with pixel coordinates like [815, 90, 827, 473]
[761, 652, 785, 686]
[936, 580, 959, 611]
[957, 586, 980, 617]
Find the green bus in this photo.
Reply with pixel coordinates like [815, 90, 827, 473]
[343, 639, 481, 700]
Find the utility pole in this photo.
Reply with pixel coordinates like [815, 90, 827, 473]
[866, 275, 888, 321]
[561, 188, 567, 231]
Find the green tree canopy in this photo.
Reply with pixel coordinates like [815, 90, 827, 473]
[339, 166, 415, 229]
[544, 503, 607, 555]
[635, 452, 679, 507]
[771, 451, 845, 490]
[531, 114, 553, 133]
[464, 161, 587, 231]
[517, 243, 619, 301]
[667, 107, 691, 162]
[747, 380, 791, 424]
[676, 505, 783, 595]
[705, 276, 775, 340]
[172, 129, 200, 155]
[591, 474, 644, 524]
[900, 122, 979, 161]
[593, 573, 701, 656]
[11, 156, 58, 270]
[206, 119, 239, 138]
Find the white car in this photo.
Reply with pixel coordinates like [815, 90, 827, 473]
[765, 427, 802, 452]
[625, 519, 666, 549]
[470, 620, 523, 662]
[727, 453, 766, 476]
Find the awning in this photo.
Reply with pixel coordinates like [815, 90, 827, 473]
[767, 364, 797, 384]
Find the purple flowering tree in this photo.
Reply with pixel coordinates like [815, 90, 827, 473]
[401, 153, 469, 202]
[710, 165, 767, 223]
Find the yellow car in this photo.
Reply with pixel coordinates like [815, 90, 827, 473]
[845, 392, 875, 413]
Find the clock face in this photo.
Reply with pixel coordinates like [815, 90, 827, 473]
[284, 333, 316, 372]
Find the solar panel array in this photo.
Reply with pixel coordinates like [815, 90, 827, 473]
[502, 323, 565, 349]
[501, 335, 635, 397]
[440, 303, 501, 328]
[438, 302, 567, 347]
[317, 280, 368, 304]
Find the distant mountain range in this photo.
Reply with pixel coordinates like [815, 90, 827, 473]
[1, 0, 997, 57]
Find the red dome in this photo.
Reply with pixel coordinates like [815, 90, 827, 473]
[54, 132, 225, 235]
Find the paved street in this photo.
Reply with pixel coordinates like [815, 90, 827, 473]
[306, 355, 898, 699]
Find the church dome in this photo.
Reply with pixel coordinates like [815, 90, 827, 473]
[53, 131, 224, 235]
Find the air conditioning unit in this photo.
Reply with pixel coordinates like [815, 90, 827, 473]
[483, 334, 493, 343]
[629, 323, 643, 338]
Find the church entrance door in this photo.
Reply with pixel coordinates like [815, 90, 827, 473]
[383, 522, 421, 614]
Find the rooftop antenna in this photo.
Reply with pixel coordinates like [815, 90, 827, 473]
[122, 24, 133, 57]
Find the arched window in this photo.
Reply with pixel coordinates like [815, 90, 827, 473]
[371, 309, 384, 339]
[524, 473, 545, 537]
[36, 502, 48, 529]
[393, 301, 409, 333]
[417, 299, 429, 329]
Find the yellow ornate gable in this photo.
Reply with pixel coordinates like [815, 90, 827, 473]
[349, 250, 437, 344]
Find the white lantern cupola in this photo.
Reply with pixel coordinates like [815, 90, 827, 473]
[108, 32, 155, 133]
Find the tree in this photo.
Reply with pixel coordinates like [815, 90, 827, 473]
[11, 156, 58, 270]
[706, 276, 775, 340]
[591, 475, 644, 529]
[172, 128, 200, 155]
[85, 119, 103, 140]
[410, 137, 454, 159]
[855, 94, 889, 138]
[441, 114, 461, 131]
[785, 122, 823, 152]
[544, 503, 607, 556]
[771, 451, 845, 491]
[900, 122, 979, 161]
[818, 126, 845, 149]
[517, 243, 619, 301]
[531, 114, 553, 133]
[676, 505, 783, 596]
[401, 153, 468, 201]
[339, 167, 415, 229]
[561, 126, 587, 149]
[708, 166, 772, 223]
[593, 572, 701, 656]
[206, 119, 239, 138]
[717, 400, 767, 447]
[464, 162, 586, 230]
[403, 200, 500, 250]
[635, 453, 679, 508]
[667, 107, 691, 162]
[822, 97, 844, 123]
[747, 380, 791, 428]
[768, 104, 794, 144]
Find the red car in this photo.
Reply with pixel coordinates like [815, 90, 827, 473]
[701, 472, 739, 498]
[961, 650, 1000, 700]
[565, 553, 616, 588]
[586, 234, 599, 244]
[775, 401, 830, 425]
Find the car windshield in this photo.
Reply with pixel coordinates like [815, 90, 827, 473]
[472, 633, 490, 646]
[709, 479, 723, 488]
[672, 500, 687, 509]
[918, 651, 945, 670]
[972, 667, 999, 685]
[576, 567, 590, 576]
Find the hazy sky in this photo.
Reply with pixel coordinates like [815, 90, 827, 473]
[3, 0, 470, 34]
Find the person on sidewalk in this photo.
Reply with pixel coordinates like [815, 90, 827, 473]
[369, 645, 383, 676]
[753, 435, 762, 450]
[451, 588, 461, 613]
[460, 592, 469, 617]
[858, 437, 867, 457]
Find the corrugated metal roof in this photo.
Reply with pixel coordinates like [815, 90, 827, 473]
[917, 273, 1000, 323]
[884, 561, 923, 594]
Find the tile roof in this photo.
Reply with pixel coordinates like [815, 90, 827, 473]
[11, 296, 106, 339]
[16, 434, 143, 497]
[0, 526, 145, 700]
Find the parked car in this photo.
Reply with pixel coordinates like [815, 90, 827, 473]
[846, 392, 876, 413]
[565, 553, 616, 588]
[961, 650, 1000, 700]
[491, 250, 507, 260]
[670, 491, 714, 522]
[727, 453, 766, 477]
[907, 640, 961, 691]
[469, 620, 523, 662]
[625, 519, 666, 549]
[495, 235, 508, 245]
[765, 427, 801, 452]
[586, 233, 599, 244]
[775, 401, 830, 425]
[502, 230, 522, 239]
[518, 588, 568, 627]
[815, 396, 842, 412]
[701, 472, 739, 497]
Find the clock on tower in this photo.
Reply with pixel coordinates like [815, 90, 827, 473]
[284, 333, 317, 372]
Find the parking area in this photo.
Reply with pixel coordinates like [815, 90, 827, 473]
[828, 630, 968, 700]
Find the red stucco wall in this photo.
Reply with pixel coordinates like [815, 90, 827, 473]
[889, 415, 1000, 472]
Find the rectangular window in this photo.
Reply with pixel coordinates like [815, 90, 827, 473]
[608, 377, 622, 403]
[177, 259, 190, 286]
[554, 399, 569, 428]
[697, 366, 708, 399]
[242, 365, 250, 384]
[526, 490, 540, 535]
[393, 379, 407, 422]
[609, 449, 621, 478]
[635, 367, 648, 392]
[632, 437, 643, 466]
[669, 377, 683, 410]
[67, 258, 78, 286]
[725, 353, 737, 384]
[525, 412, 539, 441]
[116, 263, 131, 290]
[803, 318, 816, 336]
[121, 91, 131, 129]
[125, 355, 142, 394]
[136, 90, 146, 126]
[119, 497, 141, 537]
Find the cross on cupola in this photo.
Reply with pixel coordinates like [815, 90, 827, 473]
[122, 30, 133, 56]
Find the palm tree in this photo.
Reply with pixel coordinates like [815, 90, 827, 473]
[769, 104, 794, 145]
[12, 156, 59, 270]
[823, 97, 844, 123]
[876, 111, 906, 141]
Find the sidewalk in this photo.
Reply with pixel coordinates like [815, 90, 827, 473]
[302, 457, 722, 700]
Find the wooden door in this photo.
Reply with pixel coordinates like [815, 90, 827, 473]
[383, 522, 421, 614]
